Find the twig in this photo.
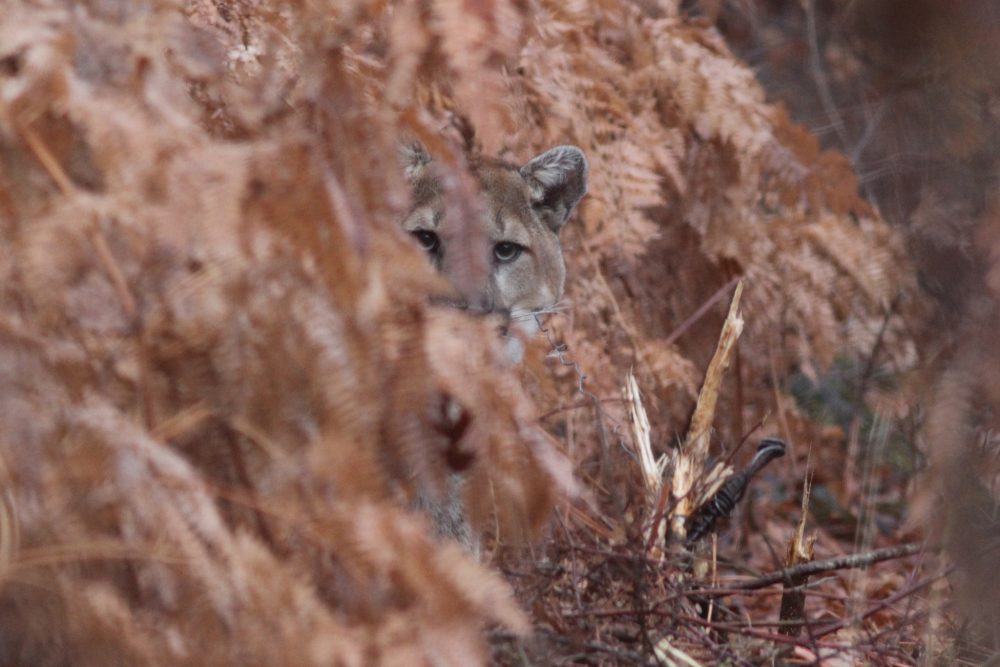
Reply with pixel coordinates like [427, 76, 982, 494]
[683, 583, 847, 600]
[624, 371, 662, 511]
[556, 511, 585, 611]
[576, 226, 647, 369]
[778, 471, 815, 636]
[664, 275, 742, 347]
[768, 338, 799, 476]
[537, 397, 623, 421]
[813, 569, 949, 639]
[732, 542, 925, 590]
[19, 124, 76, 194]
[857, 294, 900, 399]
[18, 123, 152, 426]
[674, 614, 853, 651]
[534, 311, 627, 520]
[848, 101, 885, 166]
[493, 628, 651, 665]
[19, 125, 137, 315]
[804, 0, 849, 147]
[725, 412, 769, 468]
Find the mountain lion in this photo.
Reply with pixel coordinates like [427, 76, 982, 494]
[400, 143, 588, 356]
[400, 143, 587, 549]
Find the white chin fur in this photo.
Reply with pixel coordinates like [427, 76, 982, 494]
[503, 336, 526, 364]
[501, 312, 543, 364]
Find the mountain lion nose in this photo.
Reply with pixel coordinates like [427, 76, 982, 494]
[467, 292, 494, 314]
[429, 292, 495, 314]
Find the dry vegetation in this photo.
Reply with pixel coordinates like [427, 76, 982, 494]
[0, 0, 994, 664]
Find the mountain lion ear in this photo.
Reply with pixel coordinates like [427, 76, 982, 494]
[519, 145, 588, 233]
[399, 140, 432, 181]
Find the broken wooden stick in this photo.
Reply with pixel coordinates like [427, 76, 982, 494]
[670, 280, 744, 542]
[778, 470, 815, 636]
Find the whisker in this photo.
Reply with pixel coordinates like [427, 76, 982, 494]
[510, 302, 570, 320]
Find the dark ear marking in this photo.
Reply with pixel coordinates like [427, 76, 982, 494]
[398, 140, 432, 181]
[519, 145, 588, 233]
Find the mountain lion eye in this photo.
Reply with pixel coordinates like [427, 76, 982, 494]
[411, 230, 440, 253]
[493, 241, 523, 263]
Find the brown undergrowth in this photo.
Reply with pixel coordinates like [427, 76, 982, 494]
[0, 0, 939, 664]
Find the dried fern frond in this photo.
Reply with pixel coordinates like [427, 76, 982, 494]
[0, 1, 573, 664]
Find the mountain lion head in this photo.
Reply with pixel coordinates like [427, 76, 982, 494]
[400, 143, 588, 337]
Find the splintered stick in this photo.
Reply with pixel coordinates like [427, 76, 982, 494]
[623, 370, 668, 549]
[624, 370, 661, 502]
[779, 470, 815, 636]
[670, 280, 744, 542]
